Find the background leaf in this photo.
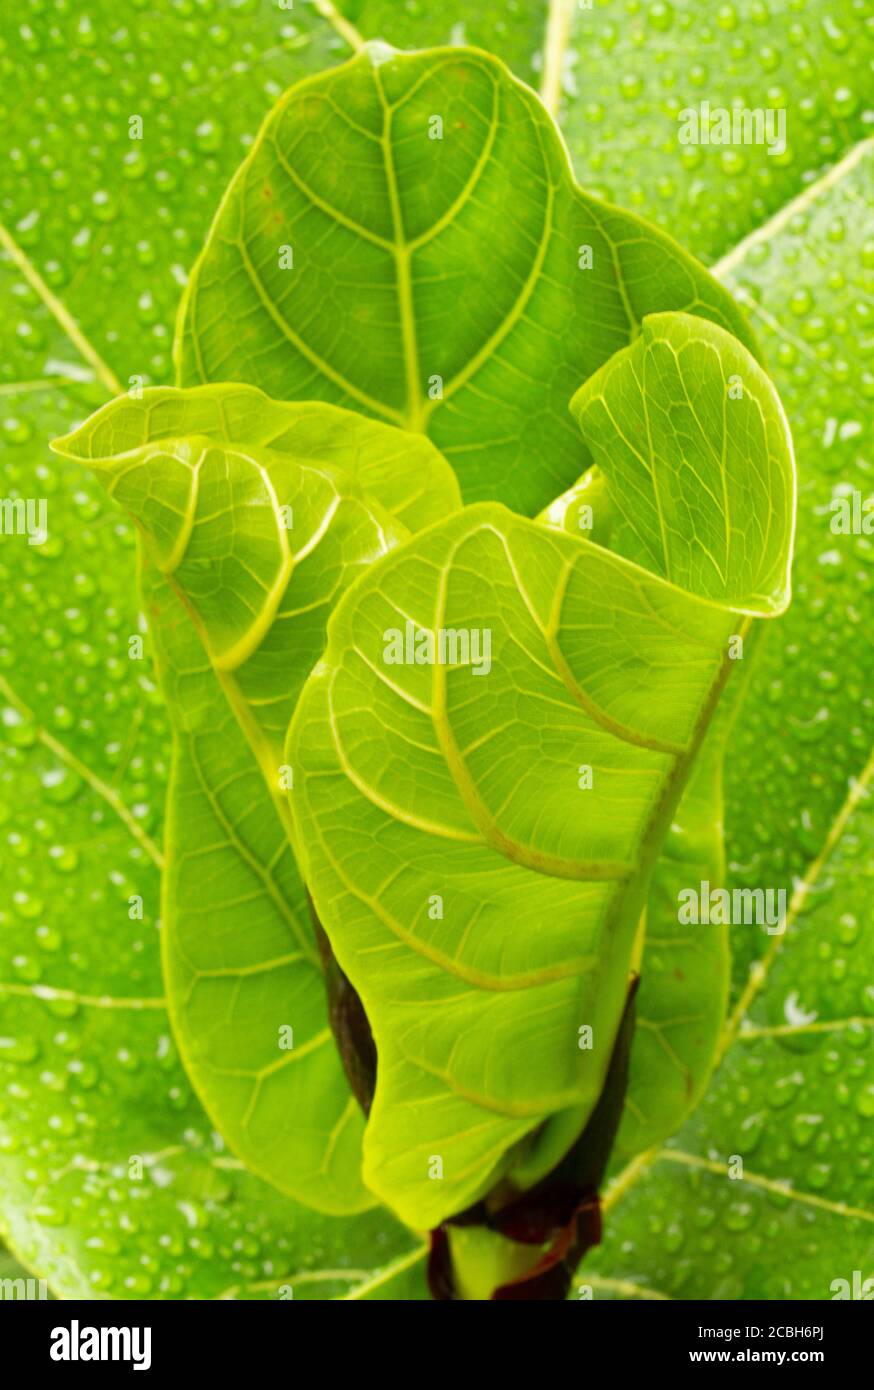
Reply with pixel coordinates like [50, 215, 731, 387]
[0, 1, 350, 384]
[0, 13, 423, 1294]
[54, 385, 460, 536]
[332, 0, 551, 86]
[556, 0, 874, 265]
[0, 381, 417, 1292]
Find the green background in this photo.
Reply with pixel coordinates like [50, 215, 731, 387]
[0, 0, 871, 1299]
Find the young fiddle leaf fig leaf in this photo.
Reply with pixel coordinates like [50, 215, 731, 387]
[537, 458, 734, 1160]
[287, 320, 794, 1226]
[52, 388, 461, 1213]
[175, 45, 758, 516]
[569, 312, 796, 612]
[283, 506, 757, 1228]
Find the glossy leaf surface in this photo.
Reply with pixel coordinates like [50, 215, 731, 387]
[176, 45, 756, 515]
[53, 387, 459, 1212]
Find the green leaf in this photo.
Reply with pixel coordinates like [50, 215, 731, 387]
[552, 308, 796, 1158]
[176, 44, 756, 515]
[588, 142, 874, 1300]
[284, 504, 731, 1227]
[287, 316, 794, 1225]
[3, 0, 866, 1303]
[52, 385, 460, 1213]
[550, 302, 796, 1156]
[0, 375, 416, 1294]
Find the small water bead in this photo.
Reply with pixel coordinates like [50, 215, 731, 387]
[790, 1112, 824, 1149]
[647, 1, 674, 30]
[34, 923, 63, 952]
[720, 148, 747, 177]
[90, 188, 119, 224]
[47, 1109, 78, 1138]
[843, 1019, 871, 1051]
[122, 148, 147, 179]
[48, 844, 79, 875]
[12, 883, 45, 920]
[115, 1047, 140, 1073]
[674, 147, 701, 182]
[821, 15, 851, 51]
[2, 707, 37, 748]
[830, 86, 859, 118]
[122, 1271, 155, 1295]
[13, 208, 42, 253]
[619, 72, 644, 100]
[661, 1221, 684, 1253]
[146, 67, 171, 100]
[40, 765, 83, 804]
[31, 1200, 70, 1226]
[723, 1201, 754, 1232]
[789, 286, 812, 316]
[15, 319, 43, 351]
[855, 1085, 874, 1120]
[737, 1111, 765, 1153]
[827, 217, 847, 244]
[0, 1034, 40, 1063]
[207, 23, 231, 48]
[136, 290, 157, 324]
[803, 1162, 832, 1192]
